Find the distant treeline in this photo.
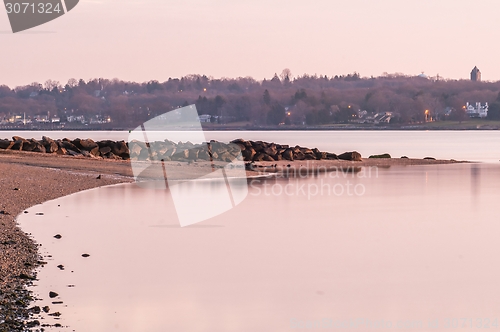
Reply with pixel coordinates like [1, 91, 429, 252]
[1, 71, 500, 128]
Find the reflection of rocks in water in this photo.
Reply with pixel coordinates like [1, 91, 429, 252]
[471, 165, 480, 198]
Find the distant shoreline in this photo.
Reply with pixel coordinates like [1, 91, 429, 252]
[1, 125, 499, 132]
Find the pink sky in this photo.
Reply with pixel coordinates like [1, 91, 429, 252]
[1, 0, 500, 87]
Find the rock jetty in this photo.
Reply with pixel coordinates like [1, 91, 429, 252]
[0, 136, 364, 162]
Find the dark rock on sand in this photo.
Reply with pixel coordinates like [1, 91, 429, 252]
[369, 153, 391, 159]
[49, 291, 59, 298]
[337, 151, 362, 161]
[18, 273, 36, 280]
[29, 306, 41, 314]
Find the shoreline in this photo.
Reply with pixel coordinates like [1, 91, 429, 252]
[0, 154, 133, 331]
[1, 125, 500, 131]
[0, 150, 469, 330]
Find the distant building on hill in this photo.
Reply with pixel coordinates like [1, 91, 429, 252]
[466, 102, 488, 118]
[471, 66, 481, 81]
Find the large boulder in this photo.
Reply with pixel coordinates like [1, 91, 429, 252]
[21, 139, 38, 152]
[188, 149, 199, 160]
[294, 151, 306, 160]
[112, 141, 130, 159]
[241, 147, 256, 161]
[326, 153, 338, 160]
[89, 146, 100, 157]
[30, 139, 46, 153]
[197, 149, 211, 160]
[369, 153, 391, 159]
[128, 142, 143, 157]
[59, 140, 81, 153]
[251, 141, 265, 152]
[42, 137, 59, 153]
[164, 147, 177, 158]
[171, 149, 189, 160]
[338, 151, 362, 161]
[11, 138, 27, 150]
[73, 138, 98, 151]
[263, 146, 277, 158]
[98, 140, 129, 158]
[282, 148, 294, 161]
[99, 146, 112, 155]
[317, 152, 329, 160]
[0, 139, 13, 150]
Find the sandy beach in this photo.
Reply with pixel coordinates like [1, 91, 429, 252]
[0, 148, 467, 330]
[0, 151, 133, 331]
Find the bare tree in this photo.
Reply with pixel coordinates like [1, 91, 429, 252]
[280, 68, 292, 82]
[44, 79, 60, 91]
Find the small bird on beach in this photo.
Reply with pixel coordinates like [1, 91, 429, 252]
[96, 175, 101, 179]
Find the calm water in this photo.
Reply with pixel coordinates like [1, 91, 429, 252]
[18, 163, 500, 331]
[1, 130, 500, 162]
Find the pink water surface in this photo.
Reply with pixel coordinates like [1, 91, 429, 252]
[19, 163, 500, 331]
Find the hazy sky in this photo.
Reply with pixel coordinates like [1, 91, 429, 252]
[1, 0, 500, 87]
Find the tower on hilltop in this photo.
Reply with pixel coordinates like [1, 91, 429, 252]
[471, 66, 481, 81]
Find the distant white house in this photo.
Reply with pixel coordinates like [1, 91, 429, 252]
[51, 117, 60, 123]
[198, 114, 212, 123]
[89, 116, 111, 124]
[35, 115, 49, 123]
[466, 102, 488, 118]
[67, 115, 86, 123]
[364, 112, 392, 124]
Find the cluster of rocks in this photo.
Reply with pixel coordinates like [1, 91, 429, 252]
[0, 136, 364, 163]
[128, 139, 242, 163]
[230, 139, 362, 162]
[0, 136, 130, 160]
[129, 138, 363, 162]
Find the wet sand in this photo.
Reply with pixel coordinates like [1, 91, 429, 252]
[0, 151, 133, 330]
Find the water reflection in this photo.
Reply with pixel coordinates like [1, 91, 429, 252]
[19, 164, 500, 332]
